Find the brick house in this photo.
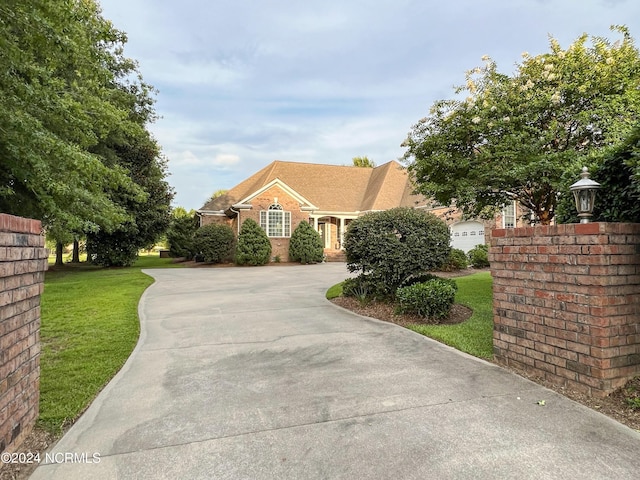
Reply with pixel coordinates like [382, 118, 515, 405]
[197, 160, 526, 261]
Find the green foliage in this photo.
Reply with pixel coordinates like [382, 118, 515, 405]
[468, 244, 489, 268]
[86, 136, 173, 266]
[396, 279, 457, 321]
[352, 156, 376, 168]
[289, 220, 324, 264]
[557, 126, 640, 223]
[166, 209, 199, 259]
[193, 223, 236, 263]
[344, 207, 451, 294]
[404, 26, 640, 225]
[341, 275, 383, 301]
[86, 230, 139, 267]
[236, 219, 272, 266]
[0, 0, 156, 236]
[408, 272, 494, 358]
[439, 248, 469, 271]
[400, 272, 440, 288]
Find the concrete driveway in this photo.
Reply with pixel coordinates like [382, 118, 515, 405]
[31, 264, 640, 479]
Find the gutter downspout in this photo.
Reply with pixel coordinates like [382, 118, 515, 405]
[229, 206, 241, 235]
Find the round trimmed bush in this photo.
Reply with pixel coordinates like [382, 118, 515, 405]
[439, 248, 468, 271]
[236, 218, 271, 265]
[468, 244, 489, 268]
[344, 207, 451, 293]
[396, 278, 457, 321]
[192, 223, 235, 263]
[289, 220, 324, 264]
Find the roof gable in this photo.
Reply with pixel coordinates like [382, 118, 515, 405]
[235, 178, 318, 210]
[199, 160, 427, 214]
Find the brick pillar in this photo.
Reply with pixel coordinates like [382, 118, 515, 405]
[0, 214, 48, 452]
[489, 223, 640, 397]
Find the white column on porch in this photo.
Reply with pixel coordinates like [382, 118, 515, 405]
[339, 217, 345, 249]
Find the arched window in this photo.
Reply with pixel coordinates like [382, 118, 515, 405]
[260, 203, 291, 237]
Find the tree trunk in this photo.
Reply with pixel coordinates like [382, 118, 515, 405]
[55, 242, 64, 266]
[72, 238, 80, 263]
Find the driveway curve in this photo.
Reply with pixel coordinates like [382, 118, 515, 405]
[31, 264, 640, 479]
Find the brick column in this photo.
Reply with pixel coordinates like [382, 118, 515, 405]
[489, 223, 640, 397]
[0, 214, 48, 452]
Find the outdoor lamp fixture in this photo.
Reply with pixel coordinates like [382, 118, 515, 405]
[569, 166, 601, 223]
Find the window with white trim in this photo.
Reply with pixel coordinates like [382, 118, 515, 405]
[260, 203, 291, 237]
[503, 201, 516, 228]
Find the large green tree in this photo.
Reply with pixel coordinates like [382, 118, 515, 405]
[86, 135, 173, 266]
[403, 26, 640, 224]
[0, 0, 145, 231]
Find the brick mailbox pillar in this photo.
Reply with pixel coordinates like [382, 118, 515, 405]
[489, 222, 640, 397]
[0, 214, 48, 452]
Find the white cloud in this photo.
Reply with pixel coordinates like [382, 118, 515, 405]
[213, 153, 241, 166]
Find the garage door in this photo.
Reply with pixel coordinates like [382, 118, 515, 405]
[450, 221, 486, 253]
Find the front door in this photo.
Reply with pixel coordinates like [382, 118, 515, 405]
[318, 223, 331, 249]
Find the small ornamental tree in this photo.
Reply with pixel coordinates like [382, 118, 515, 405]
[236, 218, 272, 265]
[192, 223, 235, 263]
[289, 220, 324, 264]
[344, 207, 451, 295]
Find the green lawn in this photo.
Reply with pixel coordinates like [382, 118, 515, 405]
[327, 271, 494, 360]
[39, 255, 181, 434]
[408, 272, 493, 359]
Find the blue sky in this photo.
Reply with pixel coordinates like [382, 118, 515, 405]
[99, 0, 640, 210]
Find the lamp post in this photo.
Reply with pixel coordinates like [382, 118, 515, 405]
[569, 167, 601, 223]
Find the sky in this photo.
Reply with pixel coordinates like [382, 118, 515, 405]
[98, 0, 640, 211]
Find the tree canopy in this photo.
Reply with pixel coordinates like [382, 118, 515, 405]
[403, 26, 640, 224]
[0, 0, 171, 251]
[352, 156, 376, 168]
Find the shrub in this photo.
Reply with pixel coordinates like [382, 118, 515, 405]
[86, 230, 139, 267]
[235, 219, 271, 265]
[344, 207, 451, 294]
[342, 275, 384, 302]
[289, 220, 324, 264]
[468, 244, 489, 268]
[192, 223, 235, 263]
[166, 214, 198, 259]
[396, 279, 457, 321]
[400, 272, 440, 288]
[439, 248, 468, 271]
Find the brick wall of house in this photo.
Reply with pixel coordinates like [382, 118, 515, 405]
[489, 223, 640, 397]
[243, 185, 311, 262]
[0, 214, 48, 452]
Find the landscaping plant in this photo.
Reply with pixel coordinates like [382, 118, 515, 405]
[396, 278, 458, 321]
[166, 208, 199, 259]
[288, 220, 324, 264]
[192, 223, 235, 263]
[235, 218, 272, 265]
[439, 248, 468, 271]
[468, 244, 489, 268]
[344, 207, 451, 296]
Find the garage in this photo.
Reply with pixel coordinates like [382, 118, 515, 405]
[450, 221, 486, 253]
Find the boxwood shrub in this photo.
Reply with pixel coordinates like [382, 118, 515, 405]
[395, 278, 457, 321]
[192, 223, 235, 263]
